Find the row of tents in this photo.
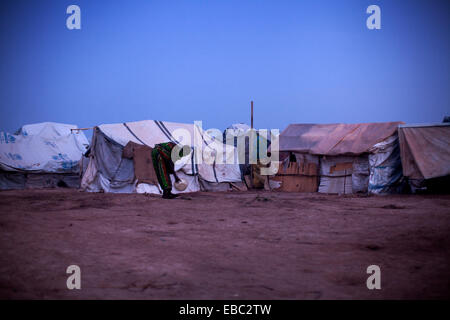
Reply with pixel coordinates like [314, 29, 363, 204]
[1, 119, 449, 194]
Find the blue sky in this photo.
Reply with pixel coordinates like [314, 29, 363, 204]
[0, 0, 449, 133]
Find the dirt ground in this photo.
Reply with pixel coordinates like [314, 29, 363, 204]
[0, 189, 449, 300]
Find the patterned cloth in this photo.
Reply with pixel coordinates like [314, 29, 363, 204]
[151, 142, 177, 191]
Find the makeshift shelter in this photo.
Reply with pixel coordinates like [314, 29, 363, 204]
[0, 122, 89, 190]
[277, 122, 404, 194]
[398, 123, 450, 193]
[81, 120, 242, 194]
[222, 123, 271, 188]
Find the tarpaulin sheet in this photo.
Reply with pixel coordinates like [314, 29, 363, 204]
[81, 120, 242, 193]
[0, 122, 89, 173]
[279, 122, 403, 156]
[368, 135, 404, 193]
[398, 124, 450, 180]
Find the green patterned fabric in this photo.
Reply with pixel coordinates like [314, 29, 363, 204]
[151, 142, 176, 191]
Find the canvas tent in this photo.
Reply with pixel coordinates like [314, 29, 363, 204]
[398, 123, 450, 193]
[0, 122, 89, 189]
[81, 120, 242, 194]
[278, 122, 404, 194]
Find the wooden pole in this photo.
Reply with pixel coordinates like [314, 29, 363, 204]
[251, 100, 254, 129]
[70, 127, 93, 132]
[250, 100, 254, 189]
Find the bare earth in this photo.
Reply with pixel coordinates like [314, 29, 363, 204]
[0, 189, 449, 300]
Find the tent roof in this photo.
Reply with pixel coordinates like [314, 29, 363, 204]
[98, 120, 203, 147]
[398, 124, 450, 180]
[399, 123, 450, 128]
[0, 122, 89, 173]
[279, 122, 403, 156]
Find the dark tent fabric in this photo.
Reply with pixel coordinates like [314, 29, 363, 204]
[91, 127, 135, 190]
[279, 122, 403, 155]
[398, 124, 450, 180]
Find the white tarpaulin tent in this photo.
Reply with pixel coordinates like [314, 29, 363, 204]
[0, 122, 89, 189]
[81, 120, 242, 194]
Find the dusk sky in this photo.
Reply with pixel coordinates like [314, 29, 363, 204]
[0, 0, 449, 133]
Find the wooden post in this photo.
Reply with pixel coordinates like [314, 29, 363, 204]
[250, 100, 254, 188]
[343, 169, 347, 195]
[251, 100, 254, 129]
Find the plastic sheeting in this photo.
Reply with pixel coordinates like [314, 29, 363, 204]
[198, 179, 232, 192]
[0, 122, 89, 173]
[317, 136, 403, 195]
[368, 135, 404, 194]
[0, 122, 88, 190]
[136, 171, 200, 194]
[0, 172, 80, 190]
[0, 172, 26, 189]
[352, 155, 370, 193]
[81, 120, 242, 194]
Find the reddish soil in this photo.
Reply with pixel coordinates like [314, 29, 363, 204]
[0, 189, 449, 299]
